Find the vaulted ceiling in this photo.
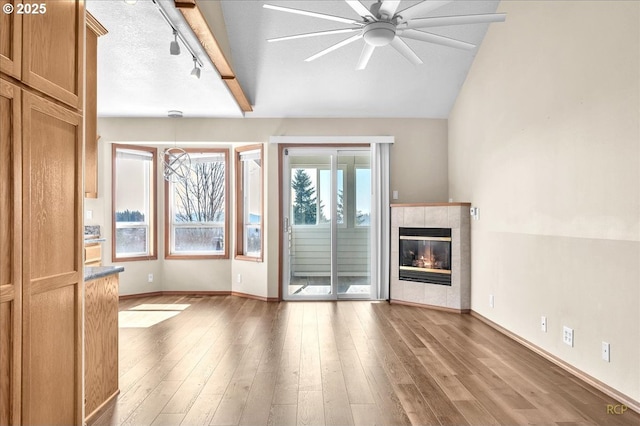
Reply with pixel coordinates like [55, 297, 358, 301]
[87, 0, 501, 118]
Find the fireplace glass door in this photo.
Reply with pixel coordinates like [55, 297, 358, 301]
[399, 227, 452, 285]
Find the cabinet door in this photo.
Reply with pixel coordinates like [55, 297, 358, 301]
[84, 275, 119, 421]
[21, 91, 83, 426]
[21, 0, 84, 109]
[0, 2, 22, 78]
[0, 78, 22, 426]
[84, 13, 107, 199]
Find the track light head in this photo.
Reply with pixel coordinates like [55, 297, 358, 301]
[191, 56, 201, 79]
[170, 29, 180, 55]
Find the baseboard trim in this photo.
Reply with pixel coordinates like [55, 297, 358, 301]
[390, 298, 470, 314]
[161, 290, 231, 296]
[85, 389, 119, 425]
[231, 291, 279, 303]
[118, 291, 164, 300]
[118, 290, 279, 302]
[470, 310, 639, 414]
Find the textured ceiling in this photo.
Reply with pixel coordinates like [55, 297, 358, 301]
[87, 0, 243, 118]
[88, 0, 502, 118]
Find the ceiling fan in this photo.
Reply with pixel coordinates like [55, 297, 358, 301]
[263, 0, 506, 70]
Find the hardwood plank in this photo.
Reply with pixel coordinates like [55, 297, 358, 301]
[393, 383, 439, 426]
[100, 296, 640, 426]
[238, 371, 278, 426]
[267, 405, 297, 426]
[209, 332, 266, 425]
[350, 404, 382, 426]
[121, 380, 182, 426]
[179, 394, 222, 426]
[362, 364, 412, 426]
[317, 305, 354, 426]
[150, 413, 185, 426]
[297, 391, 325, 426]
[454, 400, 500, 426]
[338, 349, 375, 405]
[299, 304, 322, 392]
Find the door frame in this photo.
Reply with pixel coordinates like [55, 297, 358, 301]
[279, 145, 374, 301]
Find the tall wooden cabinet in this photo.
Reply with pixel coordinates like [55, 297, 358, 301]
[0, 76, 22, 426]
[0, 1, 85, 425]
[85, 13, 107, 199]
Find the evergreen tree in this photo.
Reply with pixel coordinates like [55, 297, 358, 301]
[291, 169, 317, 224]
[115, 209, 145, 222]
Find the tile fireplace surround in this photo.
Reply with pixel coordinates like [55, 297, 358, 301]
[391, 203, 471, 313]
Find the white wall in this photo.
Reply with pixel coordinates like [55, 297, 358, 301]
[448, 1, 639, 402]
[92, 118, 449, 297]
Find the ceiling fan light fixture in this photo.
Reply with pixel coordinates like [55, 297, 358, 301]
[170, 29, 180, 55]
[363, 21, 396, 47]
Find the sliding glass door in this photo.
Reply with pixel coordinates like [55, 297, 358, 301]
[283, 148, 373, 300]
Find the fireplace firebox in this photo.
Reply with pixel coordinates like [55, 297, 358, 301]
[399, 227, 452, 286]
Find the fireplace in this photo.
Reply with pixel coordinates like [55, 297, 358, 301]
[399, 227, 452, 286]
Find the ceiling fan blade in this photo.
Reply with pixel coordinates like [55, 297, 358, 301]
[305, 34, 363, 62]
[263, 4, 362, 26]
[400, 29, 475, 50]
[379, 0, 401, 19]
[390, 37, 423, 65]
[268, 28, 361, 43]
[345, 0, 376, 20]
[356, 44, 376, 70]
[404, 13, 507, 29]
[396, 0, 452, 21]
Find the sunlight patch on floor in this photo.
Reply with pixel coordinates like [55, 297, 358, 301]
[129, 303, 190, 311]
[119, 303, 191, 328]
[119, 310, 181, 328]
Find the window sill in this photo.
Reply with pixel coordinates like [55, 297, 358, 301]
[165, 253, 229, 260]
[113, 255, 158, 262]
[234, 254, 263, 263]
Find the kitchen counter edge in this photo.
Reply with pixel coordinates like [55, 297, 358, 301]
[85, 266, 125, 281]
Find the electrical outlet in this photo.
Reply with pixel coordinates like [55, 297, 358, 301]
[392, 190, 399, 200]
[563, 326, 573, 347]
[541, 316, 547, 332]
[470, 207, 480, 220]
[237, 273, 242, 284]
[85, 210, 93, 220]
[602, 342, 610, 362]
[489, 294, 494, 308]
[148, 273, 153, 283]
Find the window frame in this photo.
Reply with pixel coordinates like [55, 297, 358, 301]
[235, 144, 264, 261]
[111, 144, 158, 262]
[290, 165, 346, 228]
[164, 148, 230, 260]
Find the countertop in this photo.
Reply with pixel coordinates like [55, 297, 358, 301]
[84, 237, 106, 244]
[84, 265, 124, 281]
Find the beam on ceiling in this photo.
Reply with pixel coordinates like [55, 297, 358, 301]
[174, 0, 253, 113]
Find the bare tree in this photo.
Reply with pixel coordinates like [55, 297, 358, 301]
[174, 162, 225, 222]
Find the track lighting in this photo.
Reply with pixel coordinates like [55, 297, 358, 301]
[190, 56, 201, 79]
[170, 29, 180, 55]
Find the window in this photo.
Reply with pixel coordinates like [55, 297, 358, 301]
[235, 145, 263, 260]
[165, 149, 228, 258]
[291, 167, 344, 225]
[355, 166, 371, 226]
[112, 144, 157, 261]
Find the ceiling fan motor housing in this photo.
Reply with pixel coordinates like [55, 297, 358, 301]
[363, 21, 396, 46]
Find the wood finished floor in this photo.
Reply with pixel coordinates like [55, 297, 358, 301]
[92, 295, 640, 426]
